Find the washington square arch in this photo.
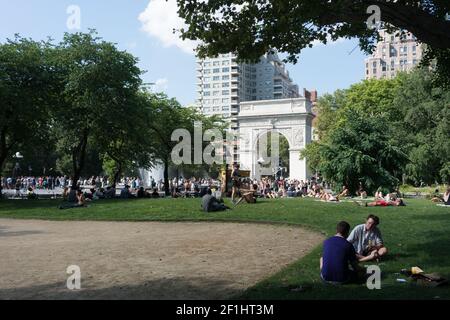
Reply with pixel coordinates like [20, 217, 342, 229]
[237, 97, 315, 181]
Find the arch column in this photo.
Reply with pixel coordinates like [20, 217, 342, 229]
[289, 148, 308, 181]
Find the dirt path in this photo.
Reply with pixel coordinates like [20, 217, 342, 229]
[0, 219, 323, 299]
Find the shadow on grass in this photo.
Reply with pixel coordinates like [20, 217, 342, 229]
[0, 276, 244, 300]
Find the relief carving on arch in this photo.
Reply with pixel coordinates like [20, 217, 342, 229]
[293, 127, 304, 147]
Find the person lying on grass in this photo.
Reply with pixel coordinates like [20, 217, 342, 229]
[320, 221, 365, 284]
[366, 198, 405, 207]
[347, 215, 388, 262]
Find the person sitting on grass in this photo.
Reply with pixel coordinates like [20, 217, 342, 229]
[137, 187, 146, 198]
[444, 188, 450, 205]
[93, 188, 105, 200]
[76, 189, 86, 207]
[347, 215, 388, 262]
[151, 189, 160, 198]
[357, 183, 367, 199]
[120, 185, 135, 199]
[27, 187, 37, 200]
[320, 221, 364, 284]
[434, 188, 450, 205]
[374, 187, 384, 200]
[104, 186, 116, 199]
[201, 189, 230, 212]
[338, 185, 350, 198]
[234, 184, 258, 206]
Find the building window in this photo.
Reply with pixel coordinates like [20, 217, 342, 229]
[203, 107, 211, 112]
[213, 83, 220, 88]
[222, 90, 229, 95]
[222, 98, 230, 103]
[213, 91, 220, 96]
[222, 75, 229, 80]
[213, 99, 220, 104]
[213, 68, 220, 73]
[213, 76, 220, 81]
[222, 82, 229, 88]
[213, 61, 220, 66]
[222, 60, 229, 66]
[204, 69, 211, 74]
[222, 67, 230, 72]
[203, 62, 211, 67]
[204, 99, 211, 105]
[204, 77, 211, 82]
[213, 106, 220, 112]
[203, 84, 210, 89]
[372, 61, 377, 68]
[204, 91, 210, 96]
[222, 106, 230, 111]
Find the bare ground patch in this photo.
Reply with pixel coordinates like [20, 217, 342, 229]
[0, 219, 323, 299]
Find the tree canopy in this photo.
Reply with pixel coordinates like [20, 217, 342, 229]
[177, 0, 450, 85]
[302, 68, 450, 192]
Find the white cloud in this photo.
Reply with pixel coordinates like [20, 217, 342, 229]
[138, 0, 198, 55]
[154, 78, 169, 92]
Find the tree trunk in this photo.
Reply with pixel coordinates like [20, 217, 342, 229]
[163, 158, 170, 196]
[71, 130, 89, 189]
[0, 125, 14, 198]
[113, 162, 123, 188]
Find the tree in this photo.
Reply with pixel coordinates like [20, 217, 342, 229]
[313, 90, 346, 140]
[97, 92, 157, 186]
[177, 0, 450, 83]
[51, 31, 142, 188]
[0, 36, 54, 178]
[146, 93, 225, 195]
[391, 69, 450, 185]
[302, 110, 407, 194]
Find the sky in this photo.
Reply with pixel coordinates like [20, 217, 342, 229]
[0, 0, 368, 106]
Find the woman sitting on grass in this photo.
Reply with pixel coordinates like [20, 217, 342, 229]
[338, 185, 350, 198]
[431, 188, 450, 205]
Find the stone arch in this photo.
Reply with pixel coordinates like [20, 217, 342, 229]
[237, 98, 315, 181]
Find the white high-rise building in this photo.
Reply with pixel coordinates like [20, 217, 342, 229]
[196, 51, 300, 129]
[365, 29, 424, 80]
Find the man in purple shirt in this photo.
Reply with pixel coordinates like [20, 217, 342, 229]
[320, 221, 363, 284]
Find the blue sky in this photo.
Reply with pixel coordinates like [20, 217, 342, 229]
[0, 0, 368, 106]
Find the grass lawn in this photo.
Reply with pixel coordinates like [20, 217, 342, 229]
[0, 197, 449, 299]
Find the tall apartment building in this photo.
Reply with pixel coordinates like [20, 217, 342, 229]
[365, 29, 423, 80]
[196, 51, 300, 129]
